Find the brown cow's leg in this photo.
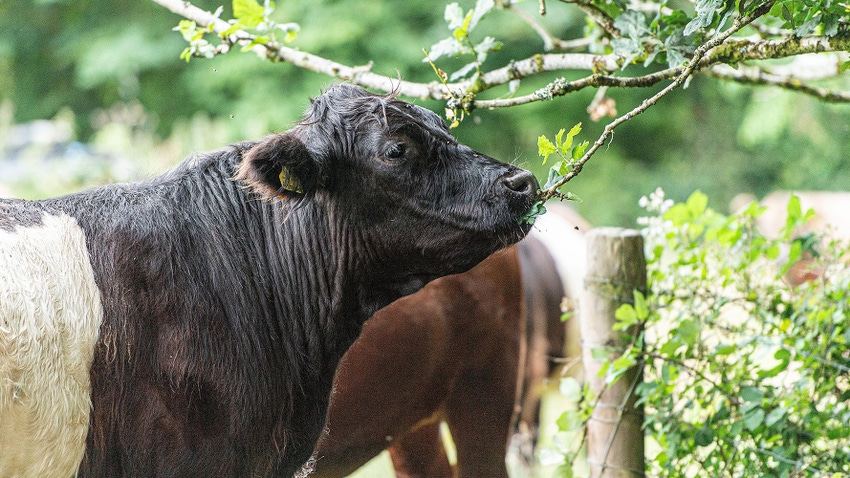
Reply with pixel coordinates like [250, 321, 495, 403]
[388, 421, 454, 478]
[444, 368, 517, 478]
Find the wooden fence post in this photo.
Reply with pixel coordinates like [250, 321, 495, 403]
[580, 227, 646, 478]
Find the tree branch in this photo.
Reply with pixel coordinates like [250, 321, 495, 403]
[153, 0, 850, 114]
[539, 0, 777, 200]
[707, 64, 850, 103]
[151, 0, 622, 104]
[504, 1, 593, 51]
[475, 66, 683, 109]
[708, 31, 850, 64]
[150, 0, 446, 99]
[562, 0, 621, 38]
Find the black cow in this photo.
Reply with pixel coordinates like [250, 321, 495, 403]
[0, 84, 538, 477]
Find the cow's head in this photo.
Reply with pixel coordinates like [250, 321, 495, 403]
[238, 84, 538, 304]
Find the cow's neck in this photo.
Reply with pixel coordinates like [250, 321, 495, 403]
[260, 198, 372, 375]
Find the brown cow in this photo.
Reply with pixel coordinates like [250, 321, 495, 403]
[308, 204, 587, 477]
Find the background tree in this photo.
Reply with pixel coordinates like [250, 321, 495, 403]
[154, 0, 850, 209]
[2, 0, 849, 224]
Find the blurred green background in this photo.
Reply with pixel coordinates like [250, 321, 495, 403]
[2, 0, 849, 226]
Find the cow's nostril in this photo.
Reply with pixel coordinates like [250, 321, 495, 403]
[501, 170, 539, 195]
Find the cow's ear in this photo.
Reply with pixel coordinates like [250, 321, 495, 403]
[237, 133, 322, 200]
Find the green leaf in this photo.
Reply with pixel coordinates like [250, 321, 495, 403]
[678, 319, 698, 345]
[760, 348, 792, 378]
[557, 409, 583, 431]
[444, 2, 465, 29]
[781, 3, 794, 25]
[452, 10, 473, 40]
[663, 203, 690, 226]
[544, 166, 565, 189]
[572, 141, 588, 160]
[661, 362, 672, 382]
[233, 0, 265, 28]
[563, 191, 582, 203]
[788, 240, 802, 265]
[220, 23, 242, 37]
[612, 354, 636, 371]
[686, 190, 708, 218]
[614, 304, 638, 330]
[695, 427, 715, 446]
[765, 406, 788, 427]
[730, 420, 744, 436]
[741, 386, 764, 403]
[712, 405, 730, 422]
[660, 338, 682, 357]
[559, 123, 582, 156]
[766, 243, 780, 260]
[590, 347, 609, 361]
[176, 20, 198, 42]
[787, 193, 802, 221]
[241, 35, 270, 51]
[743, 408, 764, 431]
[683, 0, 723, 35]
[538, 135, 557, 163]
[633, 290, 648, 319]
[559, 377, 583, 402]
[519, 201, 547, 226]
[554, 128, 566, 151]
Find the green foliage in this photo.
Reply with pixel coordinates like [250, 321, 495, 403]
[574, 0, 850, 72]
[177, 0, 299, 61]
[636, 189, 850, 476]
[425, 0, 501, 82]
[422, 0, 503, 124]
[538, 123, 587, 195]
[519, 200, 548, 226]
[547, 189, 850, 475]
[519, 123, 587, 225]
[176, 19, 217, 61]
[4, 0, 850, 225]
[769, 0, 843, 36]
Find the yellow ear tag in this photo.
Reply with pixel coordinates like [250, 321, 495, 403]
[279, 167, 303, 194]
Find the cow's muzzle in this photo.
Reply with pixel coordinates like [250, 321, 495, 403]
[501, 169, 539, 197]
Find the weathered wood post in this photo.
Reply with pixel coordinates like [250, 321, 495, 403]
[581, 227, 646, 478]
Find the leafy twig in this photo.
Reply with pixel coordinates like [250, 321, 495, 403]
[563, 0, 621, 38]
[153, 0, 849, 114]
[538, 0, 778, 201]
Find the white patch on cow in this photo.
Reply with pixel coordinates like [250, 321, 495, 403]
[0, 213, 103, 477]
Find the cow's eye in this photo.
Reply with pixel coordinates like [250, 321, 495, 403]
[385, 142, 407, 160]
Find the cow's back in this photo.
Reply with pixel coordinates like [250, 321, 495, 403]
[0, 207, 103, 477]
